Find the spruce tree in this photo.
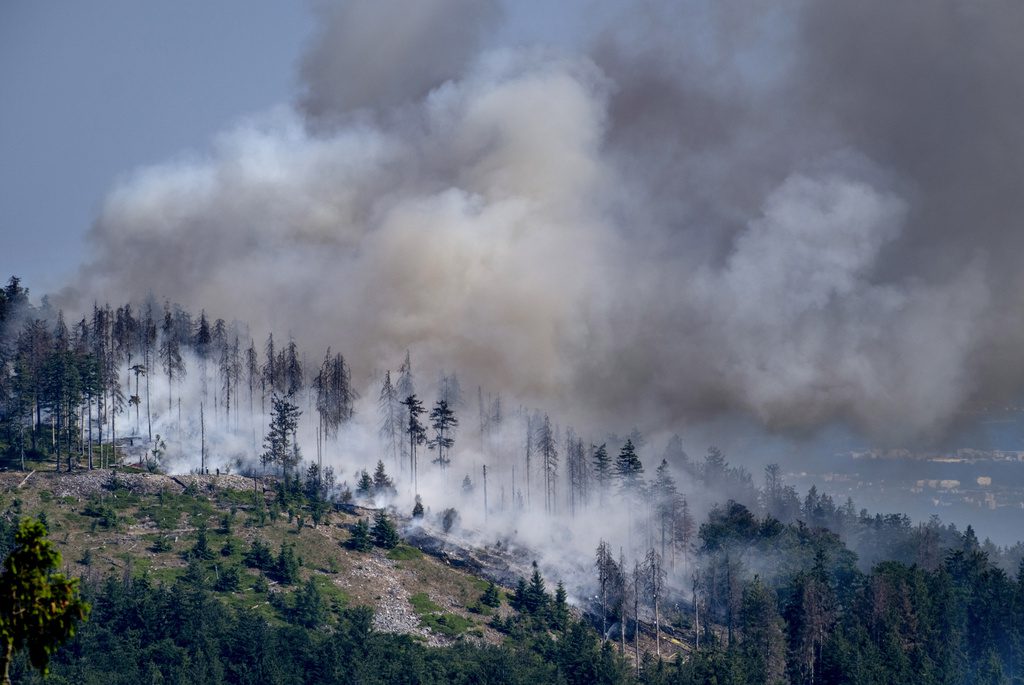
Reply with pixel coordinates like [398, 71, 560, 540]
[274, 543, 300, 585]
[348, 519, 372, 552]
[615, 440, 644, 497]
[525, 561, 548, 614]
[371, 510, 400, 549]
[481, 581, 502, 608]
[372, 460, 395, 495]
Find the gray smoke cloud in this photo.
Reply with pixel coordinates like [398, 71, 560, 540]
[70, 0, 1024, 444]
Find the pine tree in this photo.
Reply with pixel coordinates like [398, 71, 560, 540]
[261, 394, 301, 477]
[595, 540, 618, 639]
[396, 351, 415, 470]
[615, 440, 644, 498]
[592, 443, 612, 505]
[355, 470, 373, 498]
[348, 519, 372, 552]
[372, 460, 395, 496]
[537, 415, 557, 514]
[553, 581, 569, 629]
[739, 575, 787, 685]
[372, 510, 400, 549]
[159, 303, 185, 414]
[191, 523, 215, 561]
[402, 394, 427, 492]
[274, 543, 300, 585]
[481, 581, 502, 608]
[428, 399, 457, 471]
[654, 459, 679, 564]
[412, 495, 425, 519]
[525, 561, 548, 615]
[378, 371, 403, 468]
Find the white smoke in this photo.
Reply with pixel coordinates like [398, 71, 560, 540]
[67, 0, 1024, 450]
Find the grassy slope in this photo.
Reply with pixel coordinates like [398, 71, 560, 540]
[0, 470, 512, 643]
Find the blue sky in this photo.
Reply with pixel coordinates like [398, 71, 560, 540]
[0, 1, 313, 292]
[0, 0, 597, 293]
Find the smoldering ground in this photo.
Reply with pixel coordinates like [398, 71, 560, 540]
[66, 0, 1024, 448]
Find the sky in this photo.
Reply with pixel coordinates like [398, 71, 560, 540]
[0, 1, 311, 291]
[0, 1, 600, 292]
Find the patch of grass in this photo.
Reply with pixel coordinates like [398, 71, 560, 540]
[420, 611, 474, 638]
[408, 592, 473, 637]
[139, 491, 214, 529]
[311, 574, 350, 610]
[409, 592, 442, 614]
[387, 544, 422, 561]
[218, 488, 261, 508]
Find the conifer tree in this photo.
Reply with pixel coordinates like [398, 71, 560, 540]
[615, 440, 644, 498]
[739, 575, 787, 685]
[372, 460, 395, 496]
[396, 351, 415, 468]
[402, 394, 427, 492]
[428, 398, 457, 472]
[525, 561, 548, 615]
[378, 370, 403, 468]
[348, 519, 372, 552]
[592, 443, 612, 505]
[537, 415, 557, 514]
[159, 304, 184, 414]
[355, 470, 373, 498]
[371, 510, 400, 549]
[261, 394, 301, 477]
[481, 581, 502, 608]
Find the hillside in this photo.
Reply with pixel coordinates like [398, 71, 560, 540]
[0, 469, 521, 644]
[0, 468, 663, 684]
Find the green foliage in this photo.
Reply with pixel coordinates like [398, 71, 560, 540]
[150, 535, 172, 553]
[347, 519, 372, 552]
[0, 518, 89, 682]
[524, 561, 549, 614]
[480, 581, 502, 608]
[10, 569, 628, 685]
[273, 542, 300, 585]
[290, 579, 327, 628]
[220, 536, 240, 557]
[81, 497, 118, 530]
[243, 539, 274, 572]
[372, 509, 400, 549]
[213, 564, 242, 593]
[190, 523, 215, 561]
[387, 544, 423, 561]
[409, 593, 472, 637]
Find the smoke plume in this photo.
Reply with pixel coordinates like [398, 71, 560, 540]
[70, 0, 1024, 444]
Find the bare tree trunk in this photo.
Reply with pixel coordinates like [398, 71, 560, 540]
[200, 401, 205, 474]
[52, 413, 58, 472]
[111, 385, 117, 468]
[87, 397, 93, 470]
[633, 563, 641, 677]
[145, 350, 152, 441]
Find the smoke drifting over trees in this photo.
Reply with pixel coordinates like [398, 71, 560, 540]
[68, 1, 1024, 444]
